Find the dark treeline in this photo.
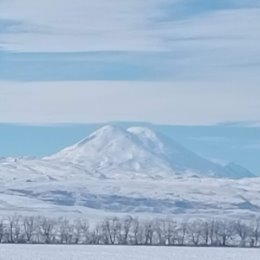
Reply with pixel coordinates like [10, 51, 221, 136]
[0, 215, 260, 247]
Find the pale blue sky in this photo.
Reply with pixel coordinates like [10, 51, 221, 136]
[0, 0, 259, 173]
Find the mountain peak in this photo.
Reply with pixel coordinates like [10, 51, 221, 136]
[77, 124, 126, 147]
[93, 124, 124, 136]
[47, 125, 254, 179]
[127, 126, 158, 139]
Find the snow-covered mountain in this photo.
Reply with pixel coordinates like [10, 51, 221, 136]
[46, 125, 254, 179]
[0, 125, 258, 219]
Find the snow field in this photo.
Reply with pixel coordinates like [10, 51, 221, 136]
[0, 245, 258, 260]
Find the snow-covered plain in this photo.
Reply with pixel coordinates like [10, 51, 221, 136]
[0, 245, 258, 260]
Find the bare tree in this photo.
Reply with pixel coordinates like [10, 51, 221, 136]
[7, 215, 22, 243]
[250, 218, 260, 247]
[207, 220, 217, 246]
[120, 216, 133, 245]
[101, 217, 121, 245]
[58, 218, 74, 244]
[177, 221, 188, 246]
[154, 219, 167, 245]
[0, 218, 4, 243]
[188, 220, 203, 246]
[143, 220, 154, 245]
[200, 220, 210, 246]
[131, 218, 142, 245]
[77, 218, 90, 244]
[234, 220, 250, 247]
[39, 217, 57, 244]
[215, 220, 233, 247]
[89, 224, 103, 245]
[163, 219, 178, 245]
[23, 216, 37, 243]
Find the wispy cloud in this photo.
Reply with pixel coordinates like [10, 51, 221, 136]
[0, 18, 44, 35]
[1, 1, 260, 84]
[0, 1, 259, 125]
[0, 51, 176, 81]
[0, 0, 172, 52]
[1, 0, 260, 53]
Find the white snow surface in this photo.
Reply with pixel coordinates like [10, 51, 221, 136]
[0, 125, 258, 219]
[0, 245, 258, 260]
[47, 125, 254, 179]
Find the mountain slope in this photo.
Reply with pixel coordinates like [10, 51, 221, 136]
[47, 125, 254, 179]
[0, 125, 257, 219]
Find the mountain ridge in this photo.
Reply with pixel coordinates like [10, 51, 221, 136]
[45, 124, 254, 179]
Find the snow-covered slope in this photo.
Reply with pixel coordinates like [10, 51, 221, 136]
[224, 162, 255, 179]
[47, 125, 173, 178]
[47, 125, 254, 179]
[0, 125, 257, 219]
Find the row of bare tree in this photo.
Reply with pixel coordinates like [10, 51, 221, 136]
[0, 215, 260, 247]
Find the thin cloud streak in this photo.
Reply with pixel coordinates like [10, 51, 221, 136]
[1, 1, 260, 53]
[1, 3, 260, 87]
